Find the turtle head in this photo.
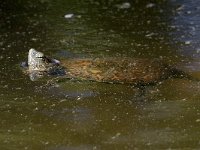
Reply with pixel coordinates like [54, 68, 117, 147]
[28, 48, 61, 71]
[28, 48, 46, 71]
[27, 48, 64, 81]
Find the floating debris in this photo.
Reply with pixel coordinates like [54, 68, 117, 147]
[111, 132, 121, 140]
[196, 119, 200, 122]
[176, 5, 185, 11]
[186, 11, 192, 14]
[64, 13, 74, 19]
[76, 15, 82, 18]
[145, 32, 155, 37]
[77, 96, 81, 100]
[116, 2, 131, 9]
[196, 48, 200, 53]
[146, 3, 155, 8]
[31, 38, 37, 41]
[185, 40, 191, 45]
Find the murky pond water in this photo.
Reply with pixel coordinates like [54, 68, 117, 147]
[1, 0, 200, 149]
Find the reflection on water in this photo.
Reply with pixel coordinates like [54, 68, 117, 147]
[1, 0, 200, 149]
[171, 0, 200, 57]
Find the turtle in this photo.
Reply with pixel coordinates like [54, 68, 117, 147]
[22, 48, 189, 85]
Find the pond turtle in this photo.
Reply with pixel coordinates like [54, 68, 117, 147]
[22, 48, 188, 85]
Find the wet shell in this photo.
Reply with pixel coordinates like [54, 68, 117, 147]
[61, 58, 174, 85]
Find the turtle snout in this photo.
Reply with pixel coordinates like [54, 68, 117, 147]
[52, 59, 60, 65]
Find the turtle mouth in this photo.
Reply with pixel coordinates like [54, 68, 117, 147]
[37, 56, 60, 65]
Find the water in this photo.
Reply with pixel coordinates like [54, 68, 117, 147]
[1, 0, 200, 149]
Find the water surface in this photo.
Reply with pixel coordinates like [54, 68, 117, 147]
[1, 0, 200, 149]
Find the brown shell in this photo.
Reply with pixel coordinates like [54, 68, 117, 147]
[61, 58, 173, 85]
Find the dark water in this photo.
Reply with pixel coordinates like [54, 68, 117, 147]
[1, 0, 200, 149]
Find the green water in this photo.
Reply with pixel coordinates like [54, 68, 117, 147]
[1, 0, 200, 149]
